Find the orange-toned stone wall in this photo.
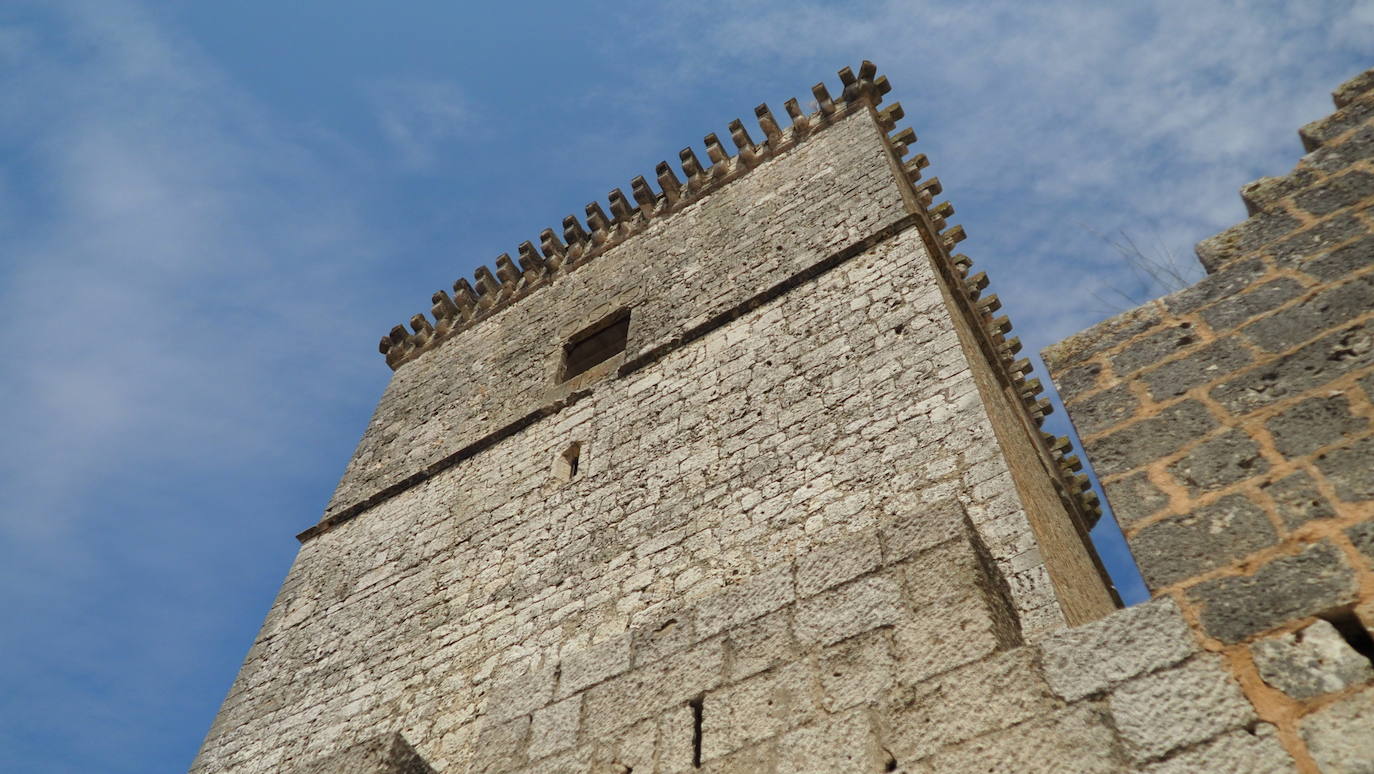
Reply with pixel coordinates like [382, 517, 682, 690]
[1045, 68, 1374, 770]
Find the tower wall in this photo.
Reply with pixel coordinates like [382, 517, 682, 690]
[193, 64, 1124, 773]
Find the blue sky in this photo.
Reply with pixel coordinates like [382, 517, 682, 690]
[0, 2, 1368, 771]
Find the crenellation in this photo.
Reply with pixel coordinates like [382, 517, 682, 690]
[194, 61, 1374, 774]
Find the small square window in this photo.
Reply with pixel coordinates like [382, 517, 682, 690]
[561, 310, 630, 381]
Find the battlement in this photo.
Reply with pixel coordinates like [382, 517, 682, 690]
[379, 61, 915, 370]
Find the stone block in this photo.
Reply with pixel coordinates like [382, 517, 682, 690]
[701, 661, 819, 761]
[632, 607, 696, 666]
[1190, 541, 1359, 643]
[1197, 278, 1306, 333]
[775, 707, 884, 774]
[1040, 597, 1196, 702]
[1303, 233, 1374, 282]
[695, 562, 795, 640]
[293, 732, 437, 774]
[1294, 169, 1374, 216]
[485, 662, 558, 723]
[470, 716, 531, 774]
[883, 648, 1057, 761]
[909, 704, 1126, 774]
[1108, 654, 1255, 763]
[582, 639, 724, 736]
[1110, 323, 1204, 378]
[1266, 394, 1368, 457]
[1084, 400, 1218, 477]
[1348, 520, 1374, 564]
[1130, 495, 1278, 589]
[1103, 471, 1170, 527]
[1141, 339, 1255, 401]
[1064, 383, 1139, 438]
[1251, 619, 1374, 699]
[877, 498, 965, 564]
[1163, 257, 1266, 316]
[818, 628, 894, 712]
[794, 572, 903, 646]
[725, 608, 797, 682]
[528, 695, 581, 760]
[1142, 725, 1295, 774]
[1315, 434, 1374, 502]
[1263, 471, 1337, 529]
[1241, 274, 1374, 354]
[795, 529, 882, 598]
[1300, 687, 1374, 774]
[559, 633, 632, 697]
[1211, 322, 1372, 416]
[1042, 304, 1164, 373]
[1195, 211, 1301, 273]
[891, 588, 1004, 685]
[1166, 428, 1269, 496]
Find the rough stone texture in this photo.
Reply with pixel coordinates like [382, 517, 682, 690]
[324, 107, 909, 522]
[1108, 655, 1257, 763]
[1046, 66, 1374, 770]
[1190, 541, 1358, 644]
[1129, 495, 1277, 589]
[1040, 597, 1196, 702]
[1141, 726, 1294, 774]
[190, 75, 1120, 773]
[294, 733, 436, 774]
[1251, 619, 1374, 699]
[1301, 687, 1374, 774]
[196, 64, 1374, 774]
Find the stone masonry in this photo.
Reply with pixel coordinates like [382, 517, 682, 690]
[193, 63, 1373, 772]
[1045, 67, 1374, 771]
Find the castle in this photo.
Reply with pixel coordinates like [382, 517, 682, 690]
[192, 62, 1374, 772]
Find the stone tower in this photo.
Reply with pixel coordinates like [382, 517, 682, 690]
[192, 63, 1374, 773]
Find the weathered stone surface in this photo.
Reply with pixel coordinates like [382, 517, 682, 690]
[1064, 384, 1139, 438]
[1165, 428, 1268, 496]
[1142, 725, 1295, 774]
[1210, 321, 1372, 416]
[1108, 655, 1256, 763]
[1293, 170, 1374, 216]
[909, 703, 1125, 774]
[1251, 619, 1374, 699]
[795, 530, 881, 598]
[528, 695, 581, 760]
[794, 572, 903, 647]
[1197, 278, 1306, 333]
[1131, 495, 1278, 589]
[1240, 274, 1374, 353]
[774, 708, 884, 774]
[1266, 394, 1369, 457]
[293, 732, 436, 774]
[1264, 471, 1337, 529]
[1110, 323, 1204, 378]
[1195, 211, 1301, 273]
[818, 628, 894, 712]
[1084, 400, 1218, 476]
[1301, 687, 1374, 773]
[884, 648, 1057, 761]
[1140, 339, 1254, 400]
[1103, 471, 1170, 527]
[1190, 541, 1359, 643]
[1315, 434, 1374, 502]
[702, 661, 819, 761]
[559, 633, 632, 697]
[1040, 597, 1196, 702]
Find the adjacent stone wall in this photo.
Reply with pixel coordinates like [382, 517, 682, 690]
[1045, 68, 1374, 769]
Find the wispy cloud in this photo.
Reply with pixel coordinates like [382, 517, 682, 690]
[0, 2, 393, 770]
[366, 78, 471, 171]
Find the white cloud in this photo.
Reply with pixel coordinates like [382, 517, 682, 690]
[365, 78, 471, 171]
